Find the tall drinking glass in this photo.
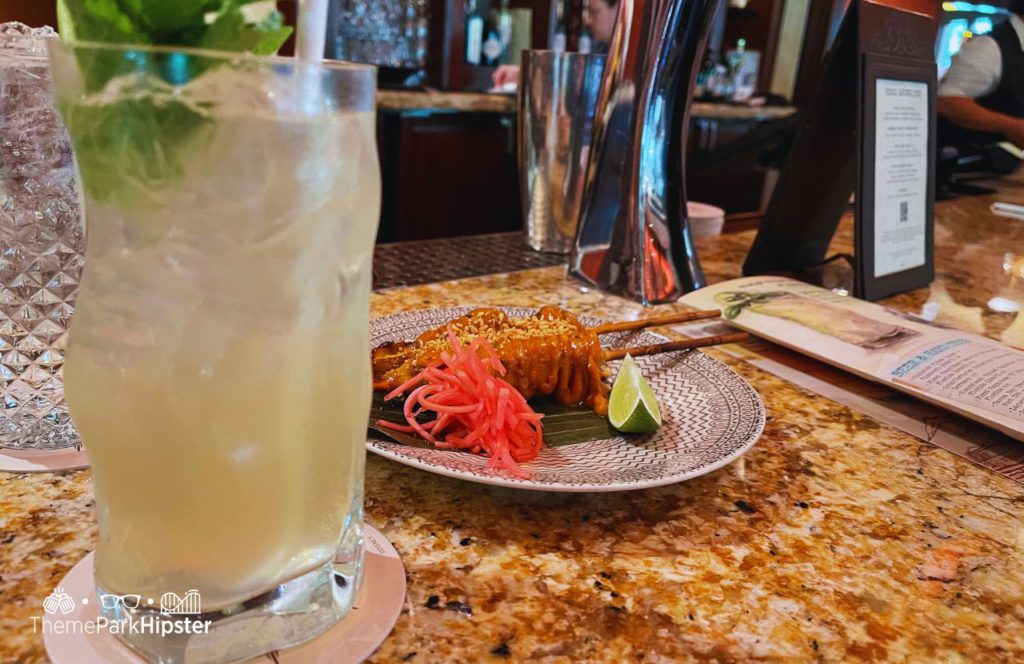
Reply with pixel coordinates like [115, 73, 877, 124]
[48, 40, 380, 663]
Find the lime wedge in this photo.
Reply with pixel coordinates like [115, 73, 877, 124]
[608, 354, 662, 433]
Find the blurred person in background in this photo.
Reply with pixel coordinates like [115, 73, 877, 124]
[938, 1, 1024, 149]
[492, 0, 619, 89]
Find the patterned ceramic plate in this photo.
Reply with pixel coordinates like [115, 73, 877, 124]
[367, 307, 765, 492]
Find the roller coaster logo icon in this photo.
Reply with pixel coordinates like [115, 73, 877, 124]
[159, 590, 201, 615]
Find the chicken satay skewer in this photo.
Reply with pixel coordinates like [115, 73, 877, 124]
[587, 309, 721, 335]
[373, 308, 739, 415]
[603, 331, 751, 361]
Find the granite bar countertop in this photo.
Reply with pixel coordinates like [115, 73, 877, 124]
[2, 178, 1023, 661]
[377, 89, 797, 121]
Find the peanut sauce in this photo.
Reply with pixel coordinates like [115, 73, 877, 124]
[372, 307, 609, 415]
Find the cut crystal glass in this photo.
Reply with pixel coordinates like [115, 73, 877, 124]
[0, 23, 83, 450]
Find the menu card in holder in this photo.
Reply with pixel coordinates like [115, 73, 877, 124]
[856, 2, 937, 300]
[743, 0, 938, 301]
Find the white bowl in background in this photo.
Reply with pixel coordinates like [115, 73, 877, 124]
[688, 201, 726, 238]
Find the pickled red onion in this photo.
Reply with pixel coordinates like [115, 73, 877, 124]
[377, 325, 544, 474]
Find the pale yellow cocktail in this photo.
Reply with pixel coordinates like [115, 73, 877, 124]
[51, 40, 380, 661]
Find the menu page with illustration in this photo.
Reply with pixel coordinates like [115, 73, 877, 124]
[681, 276, 1024, 442]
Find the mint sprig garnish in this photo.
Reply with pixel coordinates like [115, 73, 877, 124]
[57, 0, 293, 56]
[54, 1, 294, 203]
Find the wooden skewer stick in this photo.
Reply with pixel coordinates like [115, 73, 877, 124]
[604, 332, 751, 361]
[588, 309, 722, 335]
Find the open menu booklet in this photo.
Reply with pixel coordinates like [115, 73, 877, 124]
[680, 276, 1024, 443]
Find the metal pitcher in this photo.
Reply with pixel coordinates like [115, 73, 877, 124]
[570, 0, 717, 305]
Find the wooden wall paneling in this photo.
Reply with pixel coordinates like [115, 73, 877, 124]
[757, 0, 786, 92]
[394, 113, 521, 241]
[509, 0, 554, 53]
[0, 1, 57, 29]
[689, 170, 767, 214]
[428, 0, 465, 88]
[377, 112, 402, 243]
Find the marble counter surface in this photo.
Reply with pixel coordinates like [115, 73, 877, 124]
[2, 178, 1023, 661]
[377, 89, 797, 122]
[691, 101, 797, 122]
[378, 90, 517, 114]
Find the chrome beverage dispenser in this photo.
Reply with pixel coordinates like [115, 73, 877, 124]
[571, 0, 717, 305]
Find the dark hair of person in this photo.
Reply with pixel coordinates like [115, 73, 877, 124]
[1013, 1, 1024, 16]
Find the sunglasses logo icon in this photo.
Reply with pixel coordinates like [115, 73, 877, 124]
[99, 594, 142, 610]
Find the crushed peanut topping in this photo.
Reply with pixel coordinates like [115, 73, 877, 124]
[417, 316, 580, 357]
[372, 307, 610, 415]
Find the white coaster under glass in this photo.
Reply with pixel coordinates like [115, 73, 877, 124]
[42, 524, 405, 663]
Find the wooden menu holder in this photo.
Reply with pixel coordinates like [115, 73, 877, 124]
[743, 0, 938, 301]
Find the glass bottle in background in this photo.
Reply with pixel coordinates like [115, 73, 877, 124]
[578, 5, 593, 54]
[480, 4, 504, 66]
[466, 0, 485, 64]
[401, 1, 416, 65]
[497, 0, 513, 61]
[726, 38, 745, 76]
[413, 0, 430, 67]
[731, 37, 760, 101]
[725, 38, 746, 100]
[552, 1, 568, 52]
[695, 52, 713, 97]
